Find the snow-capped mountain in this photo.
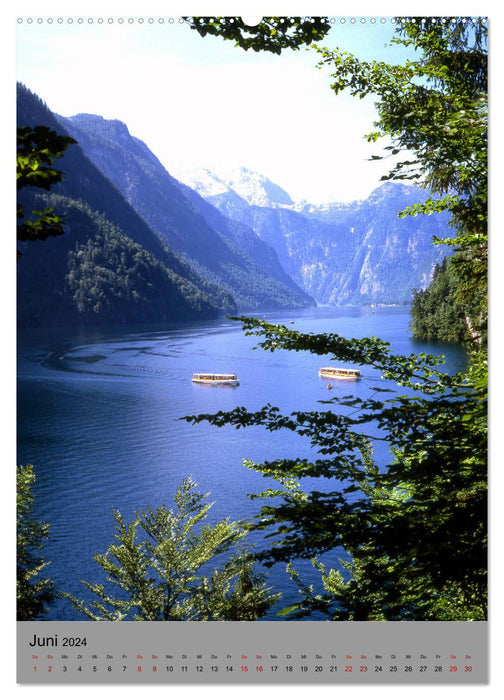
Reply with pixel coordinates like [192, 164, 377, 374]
[170, 164, 294, 208]
[172, 165, 453, 306]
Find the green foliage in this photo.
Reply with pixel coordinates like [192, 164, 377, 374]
[318, 20, 487, 219]
[185, 16, 331, 54]
[17, 125, 76, 252]
[65, 477, 280, 621]
[411, 258, 486, 344]
[316, 18, 487, 339]
[184, 318, 487, 621]
[17, 465, 55, 620]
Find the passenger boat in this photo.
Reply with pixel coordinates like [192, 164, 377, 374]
[318, 367, 361, 380]
[192, 372, 240, 385]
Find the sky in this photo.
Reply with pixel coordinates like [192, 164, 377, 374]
[15, 13, 419, 204]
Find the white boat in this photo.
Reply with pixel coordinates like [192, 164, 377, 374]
[319, 367, 361, 380]
[192, 372, 240, 385]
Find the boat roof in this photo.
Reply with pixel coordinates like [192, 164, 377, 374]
[319, 367, 360, 373]
[320, 367, 359, 371]
[193, 372, 237, 377]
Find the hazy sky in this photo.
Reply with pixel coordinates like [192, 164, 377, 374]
[16, 14, 425, 203]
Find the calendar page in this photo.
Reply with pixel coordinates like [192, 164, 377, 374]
[15, 4, 489, 686]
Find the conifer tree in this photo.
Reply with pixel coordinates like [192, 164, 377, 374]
[17, 465, 54, 620]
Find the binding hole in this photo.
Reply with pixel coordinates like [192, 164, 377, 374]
[241, 17, 263, 27]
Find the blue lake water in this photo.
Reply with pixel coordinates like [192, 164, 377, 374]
[17, 306, 468, 620]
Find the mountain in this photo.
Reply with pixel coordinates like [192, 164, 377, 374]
[172, 165, 294, 208]
[56, 113, 313, 311]
[175, 181, 304, 296]
[17, 82, 452, 327]
[179, 168, 453, 306]
[171, 165, 290, 227]
[17, 84, 237, 327]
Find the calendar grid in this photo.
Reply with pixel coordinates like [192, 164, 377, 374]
[17, 621, 487, 684]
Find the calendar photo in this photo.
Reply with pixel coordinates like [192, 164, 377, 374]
[16, 10, 488, 684]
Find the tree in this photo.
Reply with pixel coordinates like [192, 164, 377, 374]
[17, 464, 55, 620]
[17, 125, 76, 256]
[185, 16, 332, 54]
[65, 477, 280, 621]
[182, 17, 487, 621]
[319, 18, 487, 343]
[184, 318, 487, 620]
[410, 259, 482, 343]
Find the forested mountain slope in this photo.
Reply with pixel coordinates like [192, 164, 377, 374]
[57, 112, 313, 311]
[17, 83, 234, 327]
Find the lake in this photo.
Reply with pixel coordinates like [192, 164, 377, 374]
[17, 306, 468, 620]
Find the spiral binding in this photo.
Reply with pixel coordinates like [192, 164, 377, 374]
[16, 17, 487, 25]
